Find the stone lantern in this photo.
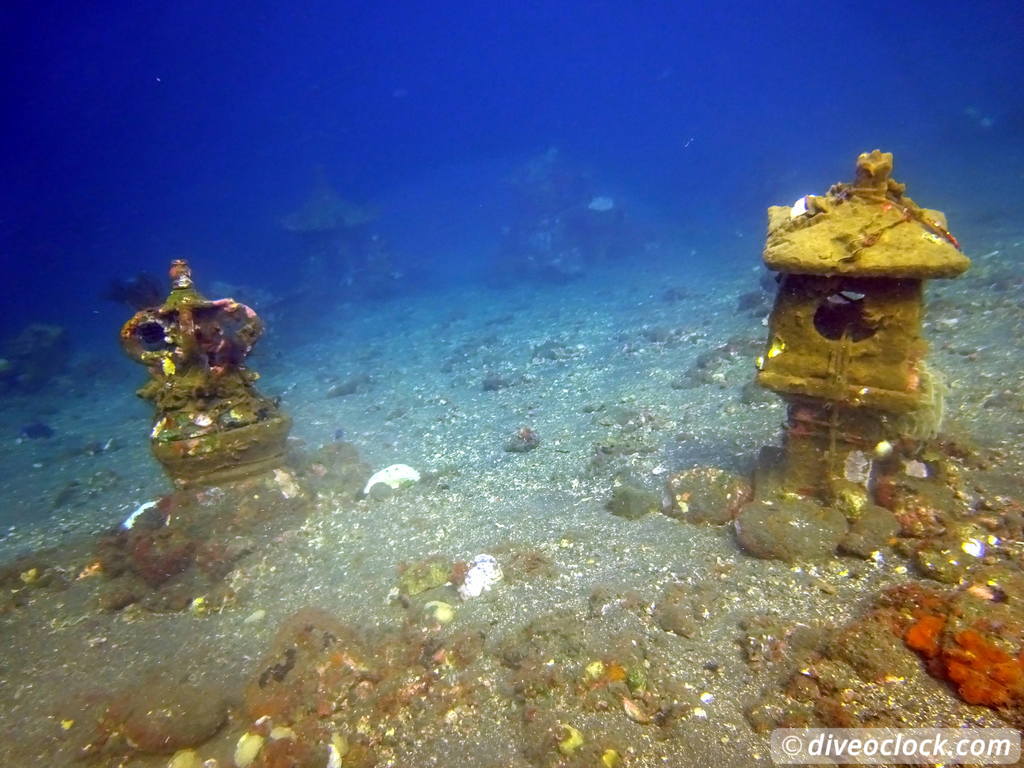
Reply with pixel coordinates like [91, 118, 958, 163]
[755, 150, 969, 502]
[120, 260, 292, 486]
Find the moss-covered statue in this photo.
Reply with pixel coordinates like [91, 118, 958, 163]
[120, 260, 291, 485]
[754, 149, 969, 502]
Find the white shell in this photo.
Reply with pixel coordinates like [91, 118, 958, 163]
[122, 500, 158, 530]
[904, 459, 929, 479]
[961, 538, 985, 558]
[458, 554, 503, 600]
[789, 195, 809, 218]
[363, 464, 421, 495]
[843, 450, 872, 486]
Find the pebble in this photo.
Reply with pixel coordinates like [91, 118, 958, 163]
[424, 601, 456, 624]
[167, 750, 203, 768]
[234, 732, 264, 768]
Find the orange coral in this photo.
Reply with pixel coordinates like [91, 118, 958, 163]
[604, 662, 628, 683]
[943, 630, 1024, 708]
[905, 617, 1024, 709]
[905, 614, 945, 657]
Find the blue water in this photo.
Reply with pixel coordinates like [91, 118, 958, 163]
[3, 1, 1022, 338]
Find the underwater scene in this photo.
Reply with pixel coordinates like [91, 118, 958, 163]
[2, 2, 1024, 766]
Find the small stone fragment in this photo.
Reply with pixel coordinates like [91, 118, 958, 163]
[482, 372, 513, 391]
[664, 467, 752, 525]
[606, 484, 660, 520]
[398, 556, 451, 596]
[424, 600, 456, 624]
[654, 599, 698, 638]
[622, 696, 653, 723]
[839, 504, 899, 558]
[504, 426, 541, 453]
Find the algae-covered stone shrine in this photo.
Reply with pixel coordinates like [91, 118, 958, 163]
[734, 150, 970, 559]
[120, 259, 292, 486]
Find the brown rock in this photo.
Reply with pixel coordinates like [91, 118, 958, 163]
[120, 682, 226, 753]
[735, 499, 847, 561]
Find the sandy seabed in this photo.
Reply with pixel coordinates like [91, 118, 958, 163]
[1, 236, 1023, 767]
